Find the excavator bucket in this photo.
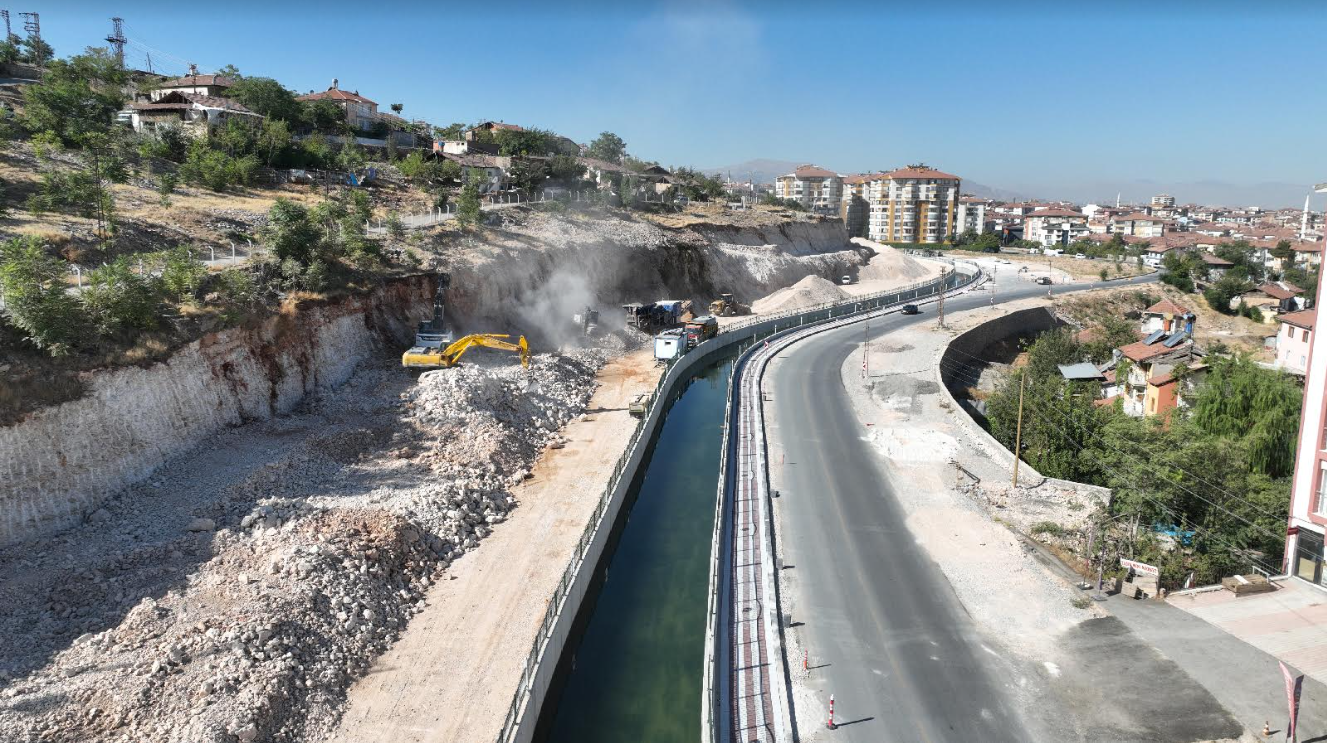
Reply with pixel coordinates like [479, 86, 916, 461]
[518, 335, 530, 369]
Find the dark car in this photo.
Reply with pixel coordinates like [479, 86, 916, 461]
[900, 303, 920, 315]
[1035, 276, 1052, 285]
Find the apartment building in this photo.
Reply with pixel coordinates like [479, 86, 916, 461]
[840, 174, 871, 238]
[296, 79, 379, 131]
[1277, 309, 1315, 376]
[1151, 194, 1176, 208]
[865, 166, 961, 244]
[1112, 213, 1167, 238]
[956, 197, 988, 235]
[1285, 263, 1327, 584]
[774, 165, 843, 213]
[1024, 207, 1089, 246]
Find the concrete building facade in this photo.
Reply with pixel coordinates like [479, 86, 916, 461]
[1286, 242, 1327, 585]
[774, 165, 843, 213]
[865, 166, 961, 244]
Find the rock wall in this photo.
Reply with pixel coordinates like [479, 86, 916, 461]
[0, 277, 432, 548]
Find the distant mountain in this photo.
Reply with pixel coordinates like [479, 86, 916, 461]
[1042, 179, 1318, 210]
[702, 159, 802, 184]
[963, 180, 1030, 202]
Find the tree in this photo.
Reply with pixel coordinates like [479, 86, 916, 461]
[506, 157, 548, 194]
[1271, 239, 1294, 262]
[1202, 275, 1249, 315]
[22, 48, 127, 145]
[586, 131, 626, 164]
[390, 103, 404, 115]
[455, 170, 482, 229]
[257, 118, 292, 166]
[433, 122, 467, 141]
[216, 64, 243, 80]
[82, 257, 160, 335]
[547, 154, 586, 184]
[226, 77, 302, 122]
[154, 246, 208, 303]
[262, 199, 323, 264]
[0, 236, 84, 354]
[302, 99, 347, 133]
[18, 35, 53, 65]
[1191, 356, 1301, 478]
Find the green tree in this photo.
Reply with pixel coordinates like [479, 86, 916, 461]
[21, 48, 126, 145]
[1190, 356, 1301, 478]
[455, 170, 482, 229]
[548, 154, 585, 183]
[262, 199, 323, 264]
[433, 122, 467, 141]
[0, 236, 84, 353]
[226, 76, 303, 122]
[19, 35, 54, 65]
[506, 158, 548, 194]
[302, 99, 347, 133]
[1271, 239, 1294, 263]
[586, 131, 626, 164]
[82, 257, 160, 334]
[1202, 275, 1249, 315]
[493, 127, 562, 157]
[257, 118, 292, 166]
[154, 246, 207, 303]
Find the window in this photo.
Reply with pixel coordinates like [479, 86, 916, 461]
[1306, 330, 1311, 342]
[1316, 466, 1327, 515]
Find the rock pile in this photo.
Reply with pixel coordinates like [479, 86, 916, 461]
[0, 345, 614, 742]
[752, 275, 850, 314]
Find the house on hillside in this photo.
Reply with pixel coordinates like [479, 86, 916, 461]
[1198, 251, 1234, 278]
[297, 80, 379, 131]
[149, 65, 235, 101]
[430, 151, 512, 193]
[465, 121, 523, 142]
[1115, 331, 1205, 418]
[1276, 309, 1316, 376]
[578, 157, 626, 190]
[129, 91, 261, 135]
[1236, 281, 1306, 316]
[1141, 298, 1195, 335]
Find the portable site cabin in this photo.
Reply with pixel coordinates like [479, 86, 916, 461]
[654, 329, 686, 360]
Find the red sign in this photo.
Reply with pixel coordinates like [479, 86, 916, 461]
[1280, 660, 1304, 741]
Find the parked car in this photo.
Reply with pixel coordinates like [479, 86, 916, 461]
[1035, 276, 1053, 285]
[900, 304, 921, 315]
[1075, 253, 1087, 259]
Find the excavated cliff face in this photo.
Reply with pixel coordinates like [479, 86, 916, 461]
[0, 277, 432, 548]
[0, 209, 862, 548]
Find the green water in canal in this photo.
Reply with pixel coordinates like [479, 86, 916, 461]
[541, 355, 734, 742]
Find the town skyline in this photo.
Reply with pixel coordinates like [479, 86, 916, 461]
[31, 0, 1327, 208]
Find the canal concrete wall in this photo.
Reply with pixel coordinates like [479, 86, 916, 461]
[497, 260, 978, 743]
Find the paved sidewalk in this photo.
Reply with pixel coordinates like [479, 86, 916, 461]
[1107, 589, 1327, 740]
[1170, 580, 1327, 686]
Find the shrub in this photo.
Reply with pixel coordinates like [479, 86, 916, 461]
[262, 199, 322, 264]
[0, 236, 84, 354]
[155, 246, 207, 303]
[81, 257, 161, 335]
[1031, 521, 1066, 537]
[386, 210, 405, 239]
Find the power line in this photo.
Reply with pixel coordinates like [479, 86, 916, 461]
[935, 353, 1290, 553]
[105, 17, 126, 69]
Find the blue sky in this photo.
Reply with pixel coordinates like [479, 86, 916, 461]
[27, 1, 1327, 205]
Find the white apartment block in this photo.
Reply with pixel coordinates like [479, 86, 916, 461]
[774, 165, 843, 213]
[1024, 208, 1089, 246]
[1151, 194, 1176, 208]
[1285, 264, 1327, 585]
[956, 198, 987, 235]
[865, 166, 962, 244]
[1113, 213, 1167, 238]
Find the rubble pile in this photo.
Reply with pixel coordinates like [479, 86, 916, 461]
[752, 275, 850, 314]
[0, 347, 613, 743]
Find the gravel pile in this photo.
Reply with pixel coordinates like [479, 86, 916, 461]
[751, 275, 849, 314]
[0, 344, 614, 743]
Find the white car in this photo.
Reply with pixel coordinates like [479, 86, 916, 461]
[1075, 253, 1087, 259]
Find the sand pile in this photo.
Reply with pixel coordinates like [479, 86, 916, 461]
[752, 275, 850, 314]
[851, 238, 934, 283]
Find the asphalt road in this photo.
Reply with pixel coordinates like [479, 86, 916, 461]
[768, 274, 1154, 742]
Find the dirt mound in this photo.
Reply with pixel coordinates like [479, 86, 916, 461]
[852, 239, 932, 283]
[752, 275, 850, 314]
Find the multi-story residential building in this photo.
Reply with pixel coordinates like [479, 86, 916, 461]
[865, 165, 961, 244]
[1285, 256, 1327, 584]
[840, 174, 870, 238]
[1024, 207, 1088, 246]
[774, 165, 843, 213]
[1151, 194, 1176, 208]
[296, 80, 379, 131]
[1112, 213, 1167, 238]
[956, 197, 988, 236]
[1277, 309, 1315, 376]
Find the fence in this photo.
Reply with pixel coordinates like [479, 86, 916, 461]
[493, 259, 983, 743]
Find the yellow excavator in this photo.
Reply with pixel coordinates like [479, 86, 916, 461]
[402, 333, 531, 369]
[401, 273, 531, 369]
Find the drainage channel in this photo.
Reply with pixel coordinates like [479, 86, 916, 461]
[534, 353, 737, 743]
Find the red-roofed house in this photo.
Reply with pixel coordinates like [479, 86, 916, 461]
[1277, 309, 1316, 375]
[1238, 281, 1307, 316]
[774, 165, 843, 214]
[1114, 327, 1204, 417]
[297, 80, 379, 130]
[1141, 298, 1194, 335]
[129, 91, 261, 135]
[149, 65, 235, 101]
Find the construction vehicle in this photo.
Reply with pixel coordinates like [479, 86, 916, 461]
[683, 315, 718, 347]
[572, 307, 600, 336]
[709, 293, 751, 317]
[624, 300, 685, 332]
[402, 273, 456, 365]
[628, 391, 652, 417]
[402, 333, 531, 370]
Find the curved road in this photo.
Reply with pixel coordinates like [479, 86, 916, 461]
[767, 273, 1154, 741]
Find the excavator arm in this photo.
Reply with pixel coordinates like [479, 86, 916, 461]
[440, 334, 530, 369]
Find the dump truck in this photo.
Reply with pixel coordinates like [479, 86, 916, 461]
[624, 300, 685, 332]
[684, 315, 718, 347]
[709, 293, 751, 317]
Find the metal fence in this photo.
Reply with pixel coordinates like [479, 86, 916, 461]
[493, 260, 983, 743]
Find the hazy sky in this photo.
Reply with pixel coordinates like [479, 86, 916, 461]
[30, 0, 1327, 205]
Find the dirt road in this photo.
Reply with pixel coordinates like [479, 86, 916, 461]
[325, 349, 660, 743]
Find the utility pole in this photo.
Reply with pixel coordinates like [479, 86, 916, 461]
[1012, 374, 1026, 487]
[106, 17, 127, 70]
[19, 12, 41, 65]
[937, 266, 947, 328]
[1, 11, 11, 44]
